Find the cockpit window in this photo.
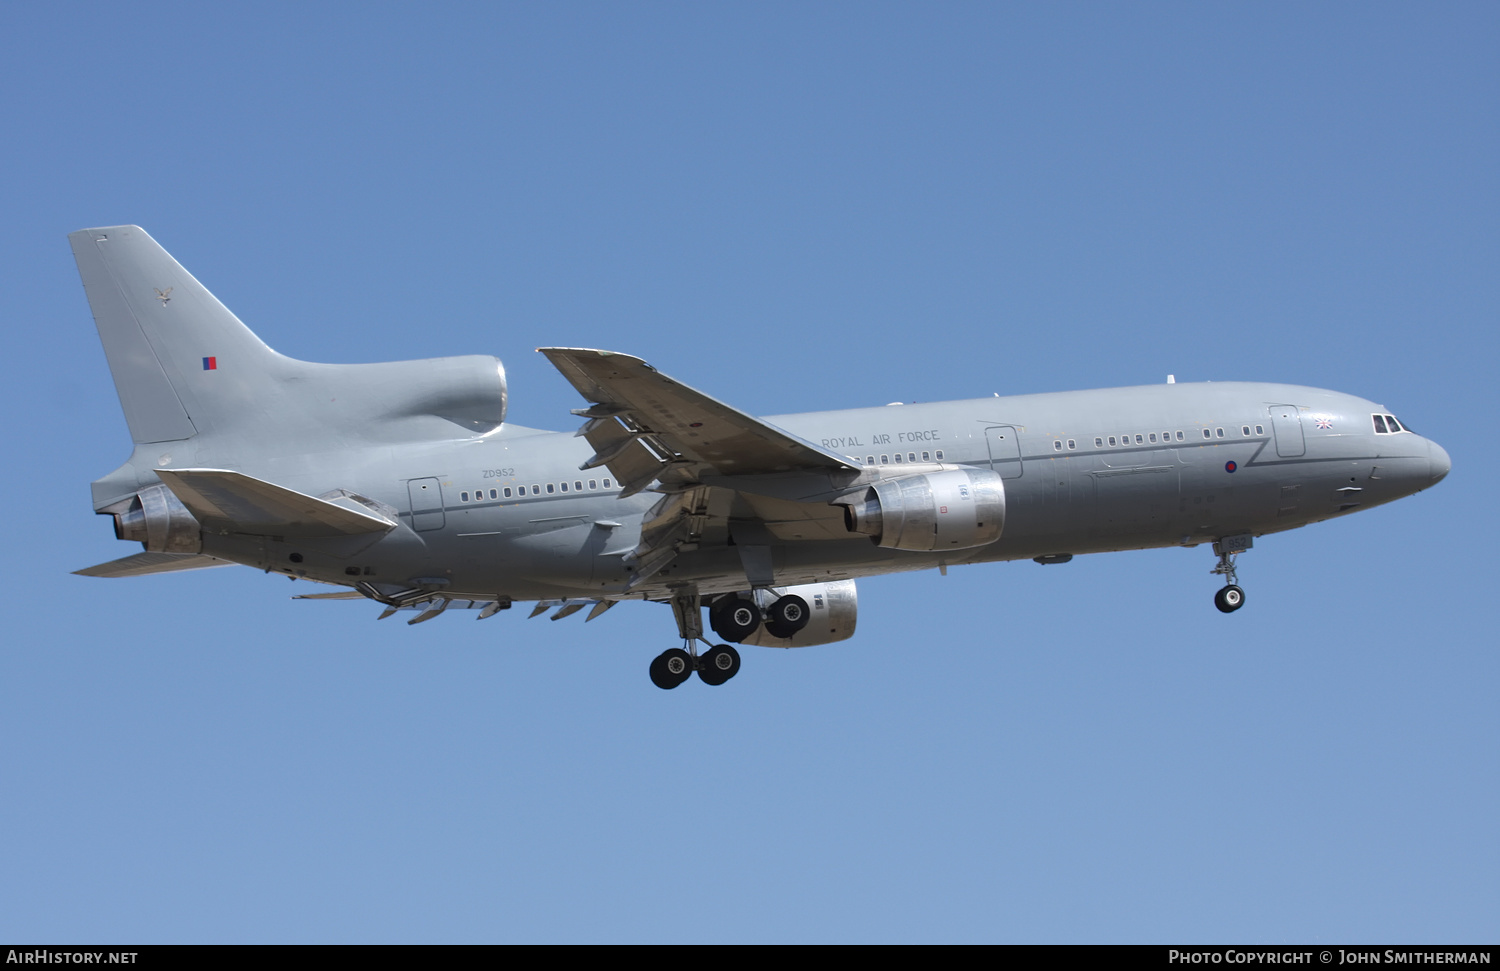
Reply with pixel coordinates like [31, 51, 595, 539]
[1373, 415, 1388, 434]
[1373, 414, 1410, 434]
[1386, 415, 1404, 432]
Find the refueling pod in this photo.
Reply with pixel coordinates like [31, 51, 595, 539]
[842, 467, 1006, 551]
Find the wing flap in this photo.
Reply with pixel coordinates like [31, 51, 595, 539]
[155, 468, 396, 536]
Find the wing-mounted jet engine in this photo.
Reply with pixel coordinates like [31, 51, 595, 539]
[839, 468, 1007, 551]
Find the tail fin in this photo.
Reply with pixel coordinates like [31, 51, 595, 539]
[69, 226, 288, 444]
[71, 226, 508, 462]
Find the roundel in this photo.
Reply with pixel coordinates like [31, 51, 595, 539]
[1225, 460, 1238, 473]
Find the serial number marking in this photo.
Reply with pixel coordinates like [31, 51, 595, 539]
[481, 469, 516, 478]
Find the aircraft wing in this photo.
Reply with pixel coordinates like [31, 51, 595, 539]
[539, 348, 869, 592]
[74, 551, 237, 578]
[538, 348, 857, 497]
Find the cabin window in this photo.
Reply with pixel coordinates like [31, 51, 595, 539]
[576, 480, 583, 491]
[1053, 440, 1062, 451]
[1095, 437, 1104, 448]
[1255, 425, 1264, 435]
[603, 478, 612, 489]
[503, 487, 512, 498]
[893, 453, 903, 464]
[560, 481, 568, 492]
[531, 485, 540, 496]
[1203, 429, 1212, 439]
[866, 455, 875, 464]
[1216, 428, 1225, 438]
[935, 450, 944, 460]
[1148, 433, 1157, 443]
[908, 452, 916, 462]
[460, 491, 470, 502]
[588, 479, 597, 489]
[1242, 425, 1251, 436]
[1108, 437, 1117, 446]
[546, 483, 555, 494]
[1067, 439, 1076, 450]
[1134, 434, 1144, 445]
[881, 454, 889, 464]
[922, 451, 931, 461]
[1176, 431, 1184, 441]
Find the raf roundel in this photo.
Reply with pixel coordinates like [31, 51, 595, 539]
[1225, 460, 1237, 473]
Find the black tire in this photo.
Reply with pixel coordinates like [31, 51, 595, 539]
[649, 648, 695, 689]
[764, 594, 810, 639]
[709, 596, 760, 642]
[1214, 584, 1245, 613]
[698, 644, 741, 686]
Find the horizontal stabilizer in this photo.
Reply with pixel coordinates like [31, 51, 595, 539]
[74, 551, 236, 578]
[155, 468, 396, 536]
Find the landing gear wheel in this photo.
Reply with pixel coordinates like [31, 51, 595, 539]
[709, 597, 760, 642]
[698, 644, 741, 686]
[649, 648, 695, 689]
[1214, 585, 1245, 613]
[764, 594, 810, 639]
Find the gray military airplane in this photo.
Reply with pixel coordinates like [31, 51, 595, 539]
[71, 226, 1451, 688]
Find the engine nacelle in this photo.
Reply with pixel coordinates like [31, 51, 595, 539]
[102, 484, 202, 554]
[842, 467, 1006, 551]
[738, 580, 858, 648]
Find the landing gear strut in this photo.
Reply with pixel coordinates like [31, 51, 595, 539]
[1211, 534, 1252, 613]
[649, 589, 743, 689]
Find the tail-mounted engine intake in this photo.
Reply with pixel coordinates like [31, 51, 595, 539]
[842, 467, 1006, 551]
[101, 484, 203, 554]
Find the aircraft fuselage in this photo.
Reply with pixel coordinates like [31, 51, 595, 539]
[173, 380, 1447, 602]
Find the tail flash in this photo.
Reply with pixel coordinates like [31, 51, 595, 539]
[69, 226, 286, 445]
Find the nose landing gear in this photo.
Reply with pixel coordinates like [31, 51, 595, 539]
[1214, 584, 1245, 613]
[1211, 534, 1252, 613]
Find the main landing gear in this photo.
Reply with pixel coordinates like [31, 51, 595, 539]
[1211, 534, 1252, 613]
[708, 592, 810, 642]
[649, 590, 744, 690]
[647, 643, 743, 690]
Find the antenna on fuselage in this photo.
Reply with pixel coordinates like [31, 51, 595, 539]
[1167, 375, 1176, 384]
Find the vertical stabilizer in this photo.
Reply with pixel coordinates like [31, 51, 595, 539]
[69, 226, 288, 444]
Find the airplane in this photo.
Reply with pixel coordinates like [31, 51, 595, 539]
[69, 226, 1452, 689]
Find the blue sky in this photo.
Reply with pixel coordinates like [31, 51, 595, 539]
[1, 2, 1495, 943]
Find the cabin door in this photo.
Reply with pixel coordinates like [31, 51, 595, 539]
[985, 426, 1024, 479]
[407, 477, 446, 531]
[1269, 404, 1305, 457]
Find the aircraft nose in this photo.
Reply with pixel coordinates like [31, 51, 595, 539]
[1428, 439, 1451, 485]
